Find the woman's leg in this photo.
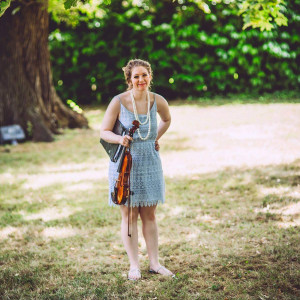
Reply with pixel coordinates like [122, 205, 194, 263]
[120, 205, 140, 279]
[139, 205, 174, 276]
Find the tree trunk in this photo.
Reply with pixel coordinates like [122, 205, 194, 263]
[0, 0, 88, 142]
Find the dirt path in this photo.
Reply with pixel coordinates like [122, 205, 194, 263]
[161, 103, 300, 177]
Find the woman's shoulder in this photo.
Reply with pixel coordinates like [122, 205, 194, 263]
[152, 92, 166, 100]
[152, 92, 168, 106]
[115, 91, 131, 104]
[116, 91, 130, 98]
[151, 93, 169, 115]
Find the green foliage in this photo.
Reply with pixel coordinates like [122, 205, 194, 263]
[239, 0, 288, 31]
[49, 0, 105, 27]
[49, 0, 299, 104]
[0, 0, 11, 17]
[64, 0, 81, 9]
[0, 0, 290, 31]
[0, 0, 91, 18]
[67, 99, 83, 113]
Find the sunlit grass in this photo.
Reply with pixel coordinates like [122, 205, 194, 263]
[0, 102, 299, 299]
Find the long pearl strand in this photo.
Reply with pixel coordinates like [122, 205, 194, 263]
[130, 90, 151, 140]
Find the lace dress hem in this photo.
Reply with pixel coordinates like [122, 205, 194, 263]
[108, 199, 164, 208]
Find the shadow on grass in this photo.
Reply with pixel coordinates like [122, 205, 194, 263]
[0, 160, 299, 299]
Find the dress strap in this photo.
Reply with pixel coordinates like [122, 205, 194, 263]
[116, 95, 122, 103]
[152, 92, 157, 113]
[116, 95, 123, 119]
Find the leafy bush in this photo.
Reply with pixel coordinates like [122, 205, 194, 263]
[49, 0, 300, 104]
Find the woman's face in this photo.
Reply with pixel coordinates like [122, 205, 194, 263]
[130, 66, 151, 91]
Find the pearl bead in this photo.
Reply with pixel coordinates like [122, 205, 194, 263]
[130, 90, 151, 141]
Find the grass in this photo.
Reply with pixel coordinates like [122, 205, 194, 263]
[0, 100, 300, 299]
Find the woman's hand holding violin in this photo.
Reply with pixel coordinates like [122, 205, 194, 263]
[119, 135, 133, 147]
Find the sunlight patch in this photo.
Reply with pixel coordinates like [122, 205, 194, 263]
[159, 204, 186, 218]
[52, 193, 64, 200]
[0, 226, 18, 239]
[21, 206, 82, 221]
[273, 202, 300, 216]
[277, 218, 300, 228]
[18, 160, 109, 190]
[0, 172, 14, 184]
[169, 205, 185, 216]
[186, 229, 201, 241]
[22, 170, 106, 189]
[64, 182, 94, 192]
[42, 226, 77, 238]
[43, 163, 94, 172]
[196, 214, 220, 224]
[225, 125, 276, 140]
[255, 201, 300, 228]
[256, 201, 300, 216]
[42, 160, 108, 173]
[259, 186, 300, 199]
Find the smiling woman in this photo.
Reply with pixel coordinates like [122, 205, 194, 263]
[123, 59, 153, 91]
[100, 58, 173, 281]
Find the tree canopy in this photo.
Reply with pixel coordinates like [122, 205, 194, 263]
[48, 0, 298, 104]
[0, 0, 288, 31]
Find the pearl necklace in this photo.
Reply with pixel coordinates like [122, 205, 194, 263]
[130, 90, 151, 140]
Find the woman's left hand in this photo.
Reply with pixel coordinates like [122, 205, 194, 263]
[155, 140, 160, 151]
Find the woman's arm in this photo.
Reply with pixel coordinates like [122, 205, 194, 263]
[100, 97, 132, 147]
[156, 95, 171, 141]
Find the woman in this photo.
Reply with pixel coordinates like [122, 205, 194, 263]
[100, 59, 174, 280]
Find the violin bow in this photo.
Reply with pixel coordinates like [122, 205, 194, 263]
[127, 120, 139, 238]
[128, 175, 131, 237]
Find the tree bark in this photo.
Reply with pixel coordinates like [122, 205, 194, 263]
[0, 0, 88, 142]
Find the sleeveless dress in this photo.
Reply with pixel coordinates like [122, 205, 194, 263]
[108, 93, 165, 207]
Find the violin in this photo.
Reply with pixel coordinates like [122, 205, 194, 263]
[111, 120, 140, 206]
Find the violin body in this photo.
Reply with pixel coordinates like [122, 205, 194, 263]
[112, 149, 132, 205]
[111, 120, 139, 205]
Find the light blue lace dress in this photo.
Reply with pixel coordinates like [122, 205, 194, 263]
[108, 93, 165, 207]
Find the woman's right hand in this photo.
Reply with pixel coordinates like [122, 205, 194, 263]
[119, 135, 133, 147]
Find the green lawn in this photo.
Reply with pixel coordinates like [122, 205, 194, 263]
[0, 101, 299, 299]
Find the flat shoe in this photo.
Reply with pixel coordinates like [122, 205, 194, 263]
[149, 265, 175, 278]
[128, 268, 141, 281]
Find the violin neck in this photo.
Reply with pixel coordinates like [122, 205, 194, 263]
[117, 146, 126, 173]
[117, 127, 135, 173]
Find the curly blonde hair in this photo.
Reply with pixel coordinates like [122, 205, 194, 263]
[122, 59, 153, 90]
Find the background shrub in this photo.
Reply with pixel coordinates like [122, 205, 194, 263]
[49, 0, 300, 104]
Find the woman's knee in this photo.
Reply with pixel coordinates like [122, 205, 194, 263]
[121, 206, 139, 221]
[140, 207, 156, 223]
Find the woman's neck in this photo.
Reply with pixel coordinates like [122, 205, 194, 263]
[131, 89, 148, 102]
